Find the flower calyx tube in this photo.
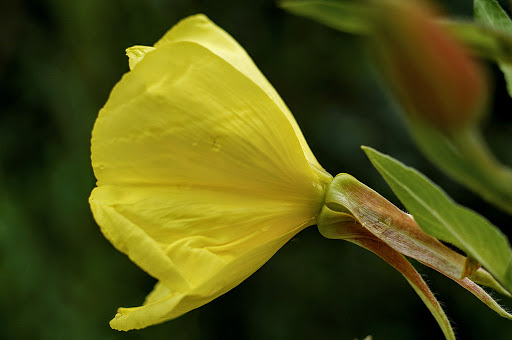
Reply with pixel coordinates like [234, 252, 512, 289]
[317, 173, 512, 340]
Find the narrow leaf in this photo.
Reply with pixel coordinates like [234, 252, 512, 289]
[443, 19, 512, 61]
[279, 0, 371, 34]
[351, 237, 456, 340]
[319, 207, 512, 323]
[470, 268, 512, 297]
[406, 121, 512, 215]
[363, 146, 512, 293]
[317, 209, 455, 340]
[456, 277, 512, 319]
[475, 0, 512, 35]
[280, 0, 512, 63]
[475, 0, 512, 96]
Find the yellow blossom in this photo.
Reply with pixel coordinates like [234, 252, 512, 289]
[89, 13, 510, 338]
[89, 14, 332, 331]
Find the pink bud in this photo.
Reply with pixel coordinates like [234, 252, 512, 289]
[373, 0, 488, 131]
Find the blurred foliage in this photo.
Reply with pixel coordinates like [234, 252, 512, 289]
[0, 0, 511, 339]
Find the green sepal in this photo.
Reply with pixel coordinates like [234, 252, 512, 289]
[362, 146, 512, 294]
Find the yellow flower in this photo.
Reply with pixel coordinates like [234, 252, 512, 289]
[89, 14, 332, 331]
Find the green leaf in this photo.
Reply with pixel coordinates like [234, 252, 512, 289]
[279, 0, 371, 34]
[408, 122, 512, 214]
[475, 0, 512, 96]
[280, 0, 512, 70]
[362, 146, 512, 293]
[443, 19, 512, 61]
[475, 0, 512, 34]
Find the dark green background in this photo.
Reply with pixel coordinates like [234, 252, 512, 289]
[1, 0, 511, 339]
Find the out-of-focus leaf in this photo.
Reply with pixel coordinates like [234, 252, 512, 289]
[475, 0, 512, 96]
[363, 146, 512, 293]
[443, 19, 512, 61]
[409, 119, 512, 214]
[279, 0, 371, 34]
[474, 0, 512, 39]
[408, 121, 512, 214]
[280, 0, 512, 63]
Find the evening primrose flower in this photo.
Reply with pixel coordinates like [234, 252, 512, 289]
[90, 13, 510, 337]
[89, 14, 332, 330]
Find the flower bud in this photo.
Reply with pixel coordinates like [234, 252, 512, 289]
[372, 0, 488, 131]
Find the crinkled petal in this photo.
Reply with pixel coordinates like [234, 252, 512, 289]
[91, 186, 312, 330]
[90, 185, 316, 288]
[106, 216, 304, 330]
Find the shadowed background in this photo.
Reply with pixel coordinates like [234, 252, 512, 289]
[1, 0, 511, 339]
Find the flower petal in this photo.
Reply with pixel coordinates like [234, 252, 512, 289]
[154, 14, 324, 172]
[91, 185, 312, 330]
[92, 40, 327, 195]
[126, 46, 156, 70]
[90, 15, 331, 330]
[107, 215, 303, 331]
[90, 185, 316, 286]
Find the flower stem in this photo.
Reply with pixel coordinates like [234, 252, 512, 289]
[451, 127, 512, 213]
